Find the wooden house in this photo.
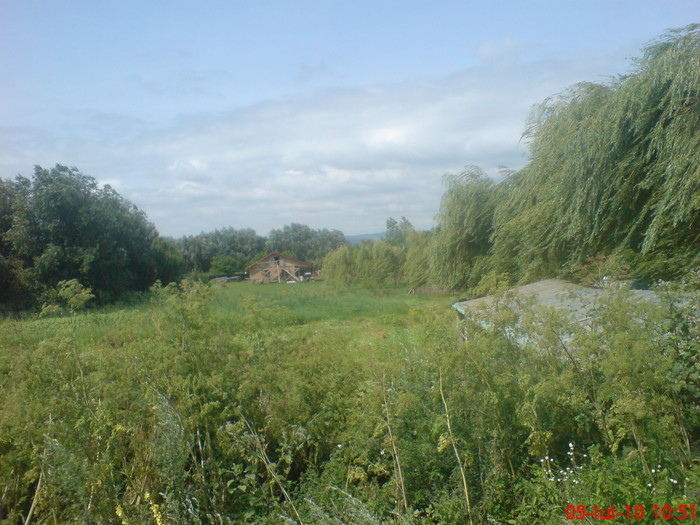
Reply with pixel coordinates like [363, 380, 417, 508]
[246, 253, 317, 284]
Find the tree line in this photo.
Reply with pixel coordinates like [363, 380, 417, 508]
[0, 165, 180, 309]
[180, 223, 345, 276]
[323, 25, 700, 293]
[0, 166, 346, 310]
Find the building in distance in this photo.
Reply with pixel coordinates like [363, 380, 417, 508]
[247, 253, 318, 284]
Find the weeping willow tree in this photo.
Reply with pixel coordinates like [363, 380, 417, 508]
[430, 166, 501, 290]
[322, 240, 405, 287]
[328, 26, 699, 293]
[403, 229, 432, 288]
[492, 24, 700, 283]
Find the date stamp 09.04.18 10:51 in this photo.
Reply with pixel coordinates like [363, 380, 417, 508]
[566, 504, 696, 521]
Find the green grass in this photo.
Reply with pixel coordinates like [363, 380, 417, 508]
[0, 281, 451, 356]
[210, 281, 452, 324]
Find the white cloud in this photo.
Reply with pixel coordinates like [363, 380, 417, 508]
[0, 53, 627, 237]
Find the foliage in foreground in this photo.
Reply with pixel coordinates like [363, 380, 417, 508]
[0, 279, 697, 524]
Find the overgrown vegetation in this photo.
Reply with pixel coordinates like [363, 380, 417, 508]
[0, 280, 697, 523]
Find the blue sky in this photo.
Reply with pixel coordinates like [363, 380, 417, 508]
[1, 1, 698, 237]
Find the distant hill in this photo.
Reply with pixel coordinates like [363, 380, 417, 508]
[345, 232, 386, 245]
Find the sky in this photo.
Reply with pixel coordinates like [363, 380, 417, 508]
[1, 1, 698, 237]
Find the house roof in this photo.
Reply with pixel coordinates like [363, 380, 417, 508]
[452, 278, 658, 322]
[246, 252, 317, 270]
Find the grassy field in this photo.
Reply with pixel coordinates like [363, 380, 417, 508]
[0, 280, 697, 524]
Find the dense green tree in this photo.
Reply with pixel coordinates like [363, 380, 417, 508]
[323, 239, 405, 287]
[323, 218, 435, 288]
[430, 166, 501, 291]
[418, 26, 700, 293]
[265, 223, 315, 261]
[385, 216, 414, 247]
[0, 179, 15, 251]
[312, 228, 348, 262]
[403, 229, 432, 288]
[0, 179, 26, 306]
[492, 25, 700, 283]
[321, 244, 353, 286]
[1, 165, 179, 305]
[179, 224, 345, 277]
[152, 236, 187, 285]
[179, 227, 265, 273]
[265, 223, 346, 264]
[209, 254, 243, 275]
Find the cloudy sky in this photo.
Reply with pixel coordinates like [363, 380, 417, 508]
[1, 1, 697, 237]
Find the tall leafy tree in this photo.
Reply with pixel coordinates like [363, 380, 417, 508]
[179, 227, 265, 273]
[265, 223, 346, 263]
[385, 216, 414, 246]
[2, 165, 174, 303]
[403, 229, 432, 288]
[322, 239, 404, 287]
[321, 243, 354, 286]
[0, 178, 27, 305]
[492, 25, 700, 282]
[430, 166, 501, 290]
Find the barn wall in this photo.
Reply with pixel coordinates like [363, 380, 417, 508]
[248, 255, 315, 283]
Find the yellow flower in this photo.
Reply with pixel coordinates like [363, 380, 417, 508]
[150, 502, 165, 525]
[115, 505, 129, 525]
